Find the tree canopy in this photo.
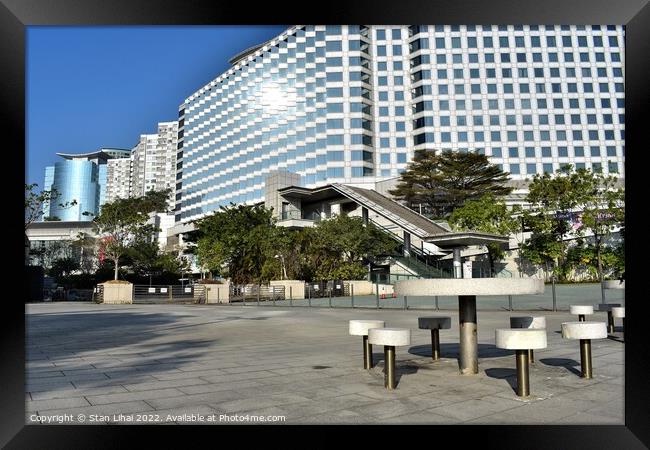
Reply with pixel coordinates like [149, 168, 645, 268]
[25, 183, 77, 230]
[521, 166, 624, 283]
[449, 194, 520, 275]
[389, 150, 512, 218]
[191, 203, 278, 284]
[91, 189, 170, 280]
[192, 205, 398, 283]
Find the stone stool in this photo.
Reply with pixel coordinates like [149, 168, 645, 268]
[561, 322, 608, 379]
[368, 328, 411, 390]
[595, 303, 622, 333]
[570, 305, 594, 322]
[349, 320, 385, 369]
[510, 316, 546, 363]
[418, 316, 451, 361]
[495, 329, 547, 397]
[612, 307, 625, 341]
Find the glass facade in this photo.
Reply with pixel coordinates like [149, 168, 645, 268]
[41, 149, 130, 221]
[176, 24, 625, 224]
[47, 159, 100, 221]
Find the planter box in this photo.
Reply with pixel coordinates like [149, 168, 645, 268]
[99, 282, 133, 304]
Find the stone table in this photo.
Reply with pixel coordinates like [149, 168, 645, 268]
[395, 278, 544, 375]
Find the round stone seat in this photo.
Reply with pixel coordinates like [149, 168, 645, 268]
[418, 317, 452, 330]
[510, 316, 546, 330]
[594, 303, 621, 312]
[418, 317, 451, 361]
[368, 328, 411, 390]
[561, 321, 608, 379]
[349, 320, 385, 336]
[612, 307, 625, 318]
[368, 328, 411, 347]
[595, 303, 622, 333]
[349, 320, 385, 370]
[496, 329, 547, 350]
[495, 329, 547, 397]
[561, 321, 607, 340]
[570, 305, 594, 316]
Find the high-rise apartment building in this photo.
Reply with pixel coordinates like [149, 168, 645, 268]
[130, 121, 178, 209]
[105, 157, 132, 203]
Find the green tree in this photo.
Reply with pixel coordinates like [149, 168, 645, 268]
[49, 257, 80, 279]
[92, 189, 170, 280]
[25, 183, 77, 230]
[389, 150, 512, 218]
[192, 203, 278, 284]
[522, 166, 624, 284]
[449, 194, 520, 276]
[70, 232, 98, 274]
[576, 171, 625, 289]
[306, 214, 397, 281]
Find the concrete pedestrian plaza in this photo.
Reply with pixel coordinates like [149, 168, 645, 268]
[25, 301, 624, 425]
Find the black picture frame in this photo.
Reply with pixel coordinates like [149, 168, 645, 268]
[5, 0, 649, 447]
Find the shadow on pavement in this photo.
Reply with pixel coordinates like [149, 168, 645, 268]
[539, 358, 582, 376]
[484, 367, 518, 393]
[408, 343, 514, 359]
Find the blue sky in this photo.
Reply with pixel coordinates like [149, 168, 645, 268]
[26, 25, 287, 187]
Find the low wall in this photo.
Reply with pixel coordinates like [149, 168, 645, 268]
[604, 280, 625, 290]
[100, 282, 133, 304]
[206, 282, 230, 304]
[346, 280, 373, 295]
[270, 280, 305, 299]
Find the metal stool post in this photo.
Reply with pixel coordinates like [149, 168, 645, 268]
[515, 349, 530, 397]
[579, 338, 593, 378]
[384, 345, 396, 389]
[363, 335, 373, 369]
[431, 329, 440, 360]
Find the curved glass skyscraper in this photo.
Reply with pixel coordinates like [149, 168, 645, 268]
[176, 24, 625, 225]
[42, 149, 130, 221]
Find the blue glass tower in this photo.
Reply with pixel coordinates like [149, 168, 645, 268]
[42, 149, 130, 221]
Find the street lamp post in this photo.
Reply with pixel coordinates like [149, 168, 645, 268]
[274, 254, 287, 280]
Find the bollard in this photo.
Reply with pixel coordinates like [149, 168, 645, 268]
[435, 295, 439, 310]
[257, 285, 260, 306]
[289, 286, 293, 307]
[308, 286, 312, 307]
[403, 295, 408, 310]
[508, 295, 513, 311]
[169, 286, 173, 302]
[351, 285, 355, 308]
[329, 288, 332, 308]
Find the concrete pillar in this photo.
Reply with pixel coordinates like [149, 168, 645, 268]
[453, 248, 462, 279]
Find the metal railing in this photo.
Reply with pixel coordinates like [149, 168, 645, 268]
[132, 284, 206, 304]
[368, 217, 450, 278]
[229, 284, 285, 303]
[92, 285, 104, 303]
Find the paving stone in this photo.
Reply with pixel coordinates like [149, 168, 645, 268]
[25, 303, 625, 425]
[26, 396, 92, 412]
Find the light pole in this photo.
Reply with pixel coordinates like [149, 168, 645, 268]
[274, 254, 287, 280]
